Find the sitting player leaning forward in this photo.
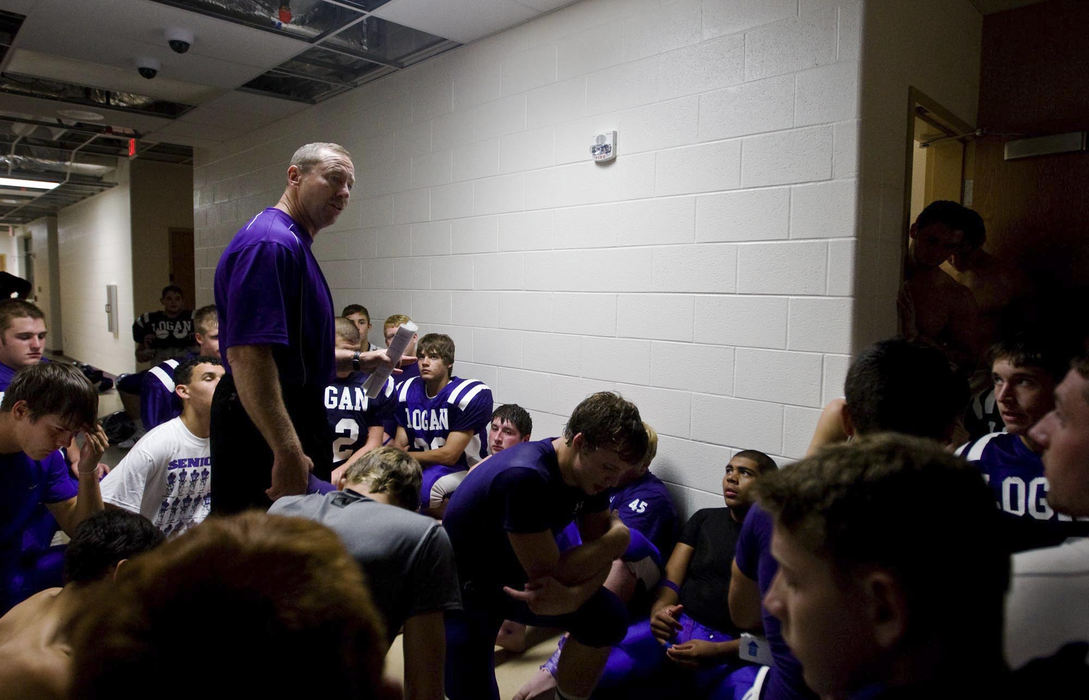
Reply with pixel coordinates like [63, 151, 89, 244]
[271, 446, 460, 700]
[0, 363, 109, 613]
[101, 356, 224, 536]
[442, 391, 648, 700]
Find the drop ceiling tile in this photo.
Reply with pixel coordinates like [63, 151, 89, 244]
[178, 91, 311, 125]
[16, 0, 309, 73]
[372, 0, 539, 44]
[7, 49, 220, 103]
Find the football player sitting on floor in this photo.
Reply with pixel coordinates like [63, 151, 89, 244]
[956, 333, 1088, 552]
[326, 317, 395, 485]
[592, 450, 775, 700]
[139, 304, 220, 433]
[512, 423, 682, 699]
[101, 356, 224, 536]
[488, 403, 532, 456]
[271, 447, 460, 700]
[343, 304, 379, 351]
[393, 333, 492, 517]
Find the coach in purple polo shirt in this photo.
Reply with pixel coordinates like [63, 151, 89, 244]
[210, 142, 395, 514]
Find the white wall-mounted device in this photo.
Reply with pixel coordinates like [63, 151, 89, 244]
[591, 131, 617, 163]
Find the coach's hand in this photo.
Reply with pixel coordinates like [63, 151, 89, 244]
[267, 445, 310, 501]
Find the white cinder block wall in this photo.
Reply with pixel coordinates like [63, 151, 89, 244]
[195, 0, 863, 515]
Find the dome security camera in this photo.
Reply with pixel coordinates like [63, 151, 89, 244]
[166, 27, 193, 54]
[137, 57, 160, 79]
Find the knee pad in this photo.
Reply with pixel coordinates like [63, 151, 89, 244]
[568, 588, 629, 648]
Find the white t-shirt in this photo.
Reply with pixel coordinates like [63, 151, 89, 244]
[1005, 537, 1089, 668]
[100, 417, 211, 536]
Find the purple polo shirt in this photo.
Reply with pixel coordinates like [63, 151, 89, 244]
[214, 208, 335, 388]
[1, 450, 76, 612]
[0, 362, 15, 393]
[736, 503, 818, 700]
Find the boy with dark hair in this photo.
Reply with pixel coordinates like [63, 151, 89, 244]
[843, 337, 966, 441]
[326, 318, 394, 483]
[0, 363, 108, 612]
[343, 304, 378, 351]
[956, 335, 1086, 550]
[101, 356, 224, 536]
[68, 512, 400, 700]
[394, 332, 492, 514]
[806, 338, 967, 454]
[759, 434, 1010, 699]
[900, 200, 982, 372]
[488, 403, 533, 455]
[271, 446, 460, 700]
[621, 449, 777, 696]
[0, 509, 164, 700]
[735, 337, 968, 700]
[139, 304, 220, 431]
[443, 391, 648, 700]
[132, 285, 195, 365]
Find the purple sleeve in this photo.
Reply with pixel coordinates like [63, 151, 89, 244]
[219, 241, 295, 350]
[615, 487, 677, 554]
[140, 371, 181, 431]
[735, 503, 772, 581]
[449, 385, 493, 433]
[41, 451, 77, 503]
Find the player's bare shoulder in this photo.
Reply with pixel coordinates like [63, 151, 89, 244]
[0, 589, 70, 700]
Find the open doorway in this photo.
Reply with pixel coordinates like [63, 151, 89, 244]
[899, 89, 983, 380]
[168, 228, 195, 310]
[906, 88, 975, 224]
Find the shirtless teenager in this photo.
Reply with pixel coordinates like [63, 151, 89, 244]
[900, 200, 982, 374]
[0, 510, 163, 700]
[942, 212, 1033, 351]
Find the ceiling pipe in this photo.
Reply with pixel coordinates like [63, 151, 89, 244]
[0, 132, 103, 223]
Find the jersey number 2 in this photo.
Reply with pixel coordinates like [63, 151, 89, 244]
[332, 418, 359, 461]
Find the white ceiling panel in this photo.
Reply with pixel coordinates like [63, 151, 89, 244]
[513, 0, 580, 12]
[7, 49, 224, 104]
[144, 118, 254, 147]
[0, 92, 174, 134]
[15, 0, 309, 72]
[373, 0, 539, 44]
[177, 91, 310, 127]
[0, 0, 35, 15]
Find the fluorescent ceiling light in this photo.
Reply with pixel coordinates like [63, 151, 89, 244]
[0, 177, 60, 190]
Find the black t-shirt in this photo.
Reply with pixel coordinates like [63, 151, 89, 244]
[678, 507, 742, 634]
[132, 310, 195, 351]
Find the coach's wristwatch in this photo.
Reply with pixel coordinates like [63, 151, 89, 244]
[352, 350, 361, 372]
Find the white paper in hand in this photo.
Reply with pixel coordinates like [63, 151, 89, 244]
[363, 321, 417, 398]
